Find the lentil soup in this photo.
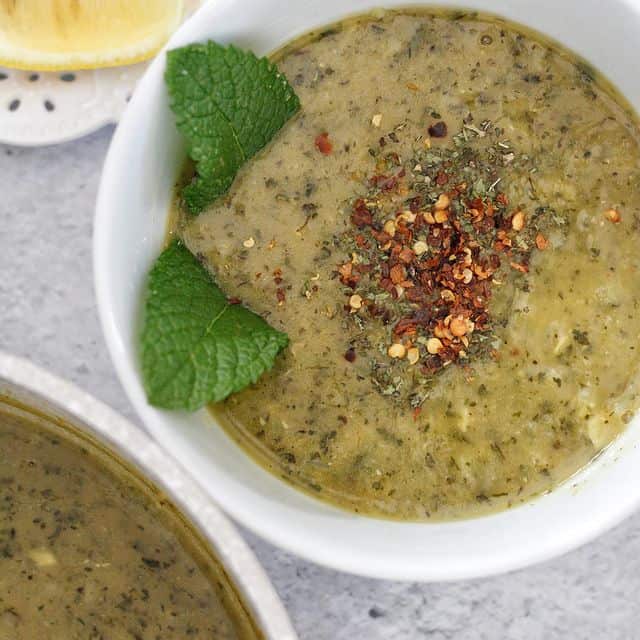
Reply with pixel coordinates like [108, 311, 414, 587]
[0, 403, 261, 639]
[176, 10, 640, 520]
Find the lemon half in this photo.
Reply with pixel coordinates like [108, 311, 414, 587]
[0, 0, 184, 70]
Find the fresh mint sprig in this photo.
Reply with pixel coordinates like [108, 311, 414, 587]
[140, 43, 299, 410]
[165, 42, 300, 215]
[141, 241, 288, 411]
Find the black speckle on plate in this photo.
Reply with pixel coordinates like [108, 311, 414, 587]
[8, 99, 20, 112]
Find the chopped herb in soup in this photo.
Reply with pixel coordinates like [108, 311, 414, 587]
[0, 404, 260, 639]
[168, 10, 640, 520]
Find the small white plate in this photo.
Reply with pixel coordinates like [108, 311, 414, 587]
[0, 64, 145, 146]
[0, 0, 203, 147]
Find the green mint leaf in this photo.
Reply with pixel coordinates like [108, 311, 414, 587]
[165, 42, 300, 215]
[141, 241, 288, 410]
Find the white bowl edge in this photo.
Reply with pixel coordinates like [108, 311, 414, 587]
[95, 0, 640, 581]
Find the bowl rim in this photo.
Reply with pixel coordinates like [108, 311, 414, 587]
[0, 351, 297, 640]
[94, 0, 640, 581]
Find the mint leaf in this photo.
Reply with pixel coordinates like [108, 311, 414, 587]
[166, 42, 300, 215]
[141, 241, 288, 410]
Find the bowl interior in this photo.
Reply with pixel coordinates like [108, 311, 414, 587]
[95, 0, 640, 580]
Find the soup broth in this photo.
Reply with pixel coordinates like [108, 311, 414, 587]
[176, 10, 640, 520]
[0, 402, 260, 639]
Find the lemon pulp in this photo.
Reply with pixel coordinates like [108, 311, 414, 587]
[0, 0, 184, 70]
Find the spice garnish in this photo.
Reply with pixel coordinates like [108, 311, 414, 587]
[535, 233, 549, 250]
[604, 208, 621, 223]
[335, 118, 563, 403]
[315, 132, 333, 154]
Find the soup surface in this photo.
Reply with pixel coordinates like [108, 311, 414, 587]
[0, 404, 259, 639]
[176, 10, 640, 520]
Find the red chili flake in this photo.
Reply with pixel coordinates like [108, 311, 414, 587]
[338, 262, 359, 288]
[371, 229, 393, 246]
[467, 197, 485, 214]
[435, 171, 449, 186]
[535, 233, 549, 250]
[344, 347, 356, 363]
[421, 358, 441, 375]
[371, 172, 403, 192]
[369, 174, 388, 188]
[496, 192, 509, 206]
[428, 121, 448, 138]
[390, 264, 407, 284]
[380, 176, 398, 191]
[355, 234, 369, 248]
[412, 407, 422, 421]
[314, 132, 333, 155]
[227, 297, 242, 305]
[276, 288, 286, 304]
[379, 277, 395, 294]
[475, 312, 489, 328]
[394, 225, 413, 243]
[398, 247, 415, 263]
[604, 208, 621, 223]
[510, 261, 529, 273]
[351, 199, 373, 228]
[394, 317, 419, 336]
[405, 287, 425, 303]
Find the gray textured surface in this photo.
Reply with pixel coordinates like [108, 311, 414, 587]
[1, 128, 640, 639]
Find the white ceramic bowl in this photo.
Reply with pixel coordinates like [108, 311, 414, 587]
[0, 352, 297, 640]
[95, 0, 640, 581]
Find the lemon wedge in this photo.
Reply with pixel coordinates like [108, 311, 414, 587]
[0, 0, 184, 70]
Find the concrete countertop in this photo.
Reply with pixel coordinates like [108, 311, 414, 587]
[1, 128, 639, 640]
